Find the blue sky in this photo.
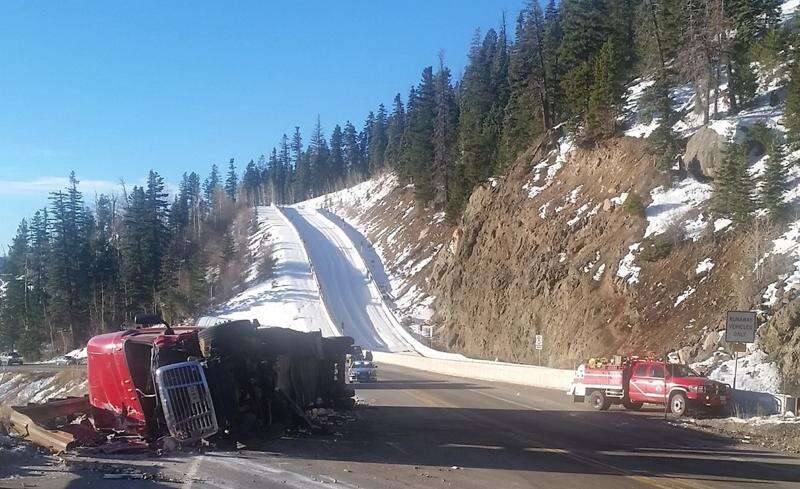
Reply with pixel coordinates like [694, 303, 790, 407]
[0, 0, 526, 249]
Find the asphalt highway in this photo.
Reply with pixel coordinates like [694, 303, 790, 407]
[4, 363, 799, 489]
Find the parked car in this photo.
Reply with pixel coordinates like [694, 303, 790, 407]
[348, 360, 378, 383]
[0, 351, 24, 366]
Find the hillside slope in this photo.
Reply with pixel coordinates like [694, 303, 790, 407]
[313, 57, 800, 395]
[428, 66, 800, 390]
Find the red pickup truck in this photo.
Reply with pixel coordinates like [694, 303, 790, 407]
[568, 358, 729, 416]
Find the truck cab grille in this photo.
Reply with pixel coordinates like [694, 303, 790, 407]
[155, 361, 218, 442]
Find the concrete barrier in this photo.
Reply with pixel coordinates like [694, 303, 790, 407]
[373, 351, 574, 391]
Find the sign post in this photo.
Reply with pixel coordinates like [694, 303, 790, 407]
[535, 335, 543, 366]
[725, 311, 756, 391]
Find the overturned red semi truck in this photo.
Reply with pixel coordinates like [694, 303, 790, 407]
[85, 316, 355, 442]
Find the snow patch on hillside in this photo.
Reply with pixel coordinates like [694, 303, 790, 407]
[644, 178, 712, 238]
[674, 286, 696, 307]
[523, 134, 573, 198]
[299, 174, 398, 215]
[696, 258, 715, 276]
[297, 173, 444, 328]
[699, 350, 782, 394]
[617, 243, 641, 284]
[215, 205, 337, 335]
[760, 219, 800, 307]
[783, 0, 799, 21]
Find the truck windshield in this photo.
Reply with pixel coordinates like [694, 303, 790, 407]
[668, 364, 700, 377]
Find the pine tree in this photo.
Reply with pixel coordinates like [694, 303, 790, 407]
[221, 229, 236, 262]
[224, 158, 238, 202]
[27, 209, 50, 350]
[458, 29, 508, 194]
[784, 64, 800, 150]
[369, 104, 388, 173]
[558, 0, 611, 73]
[343, 121, 360, 180]
[725, 0, 780, 43]
[292, 127, 309, 201]
[359, 112, 374, 178]
[384, 94, 406, 169]
[403, 66, 437, 203]
[0, 220, 30, 351]
[586, 40, 623, 138]
[47, 173, 92, 345]
[760, 139, 789, 216]
[502, 2, 551, 163]
[242, 160, 261, 206]
[647, 72, 680, 170]
[308, 116, 330, 195]
[278, 134, 292, 203]
[713, 142, 755, 222]
[433, 54, 459, 207]
[728, 44, 759, 111]
[562, 60, 593, 123]
[543, 0, 565, 119]
[203, 164, 220, 202]
[90, 194, 119, 333]
[329, 124, 346, 187]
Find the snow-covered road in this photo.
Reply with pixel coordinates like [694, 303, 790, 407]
[282, 205, 465, 359]
[216, 205, 339, 337]
[281, 206, 415, 352]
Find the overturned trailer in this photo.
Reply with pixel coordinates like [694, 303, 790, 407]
[83, 318, 354, 444]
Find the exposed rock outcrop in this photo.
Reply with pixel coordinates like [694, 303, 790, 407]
[683, 126, 727, 180]
[761, 297, 800, 394]
[430, 132, 749, 368]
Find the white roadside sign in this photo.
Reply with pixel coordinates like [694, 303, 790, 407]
[725, 311, 756, 343]
[535, 335, 543, 351]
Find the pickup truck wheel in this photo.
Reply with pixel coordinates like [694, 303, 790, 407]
[622, 399, 644, 411]
[669, 392, 688, 417]
[589, 391, 610, 411]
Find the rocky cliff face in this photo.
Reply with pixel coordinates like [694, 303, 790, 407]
[430, 131, 780, 369]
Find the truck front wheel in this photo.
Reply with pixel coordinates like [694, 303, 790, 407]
[623, 398, 643, 411]
[589, 391, 610, 411]
[669, 392, 688, 417]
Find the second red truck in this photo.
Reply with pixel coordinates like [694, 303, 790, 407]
[568, 357, 729, 416]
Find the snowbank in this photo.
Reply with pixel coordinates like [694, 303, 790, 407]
[697, 349, 782, 394]
[215, 205, 338, 336]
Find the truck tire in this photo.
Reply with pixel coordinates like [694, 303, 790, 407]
[669, 392, 688, 417]
[622, 399, 644, 411]
[589, 391, 610, 411]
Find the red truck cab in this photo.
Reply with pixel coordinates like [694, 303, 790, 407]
[569, 357, 729, 416]
[87, 326, 200, 437]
